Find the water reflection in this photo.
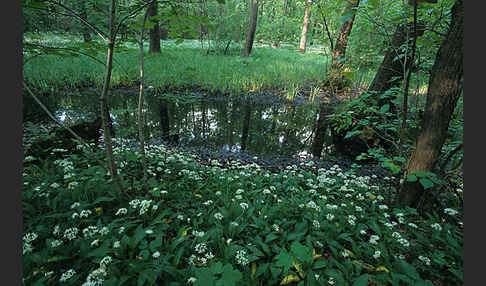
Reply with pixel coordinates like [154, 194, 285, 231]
[24, 90, 336, 160]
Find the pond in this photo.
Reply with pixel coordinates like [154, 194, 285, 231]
[24, 89, 341, 166]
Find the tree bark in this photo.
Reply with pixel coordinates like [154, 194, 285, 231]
[299, 0, 313, 53]
[148, 1, 161, 54]
[137, 8, 151, 192]
[100, 0, 125, 193]
[368, 22, 426, 109]
[331, 0, 360, 70]
[242, 0, 259, 57]
[398, 0, 463, 207]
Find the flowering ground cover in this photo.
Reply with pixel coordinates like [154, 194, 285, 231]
[22, 141, 463, 285]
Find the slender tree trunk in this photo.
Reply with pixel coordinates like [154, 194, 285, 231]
[137, 8, 151, 192]
[398, 0, 463, 207]
[148, 1, 161, 54]
[241, 102, 252, 151]
[299, 0, 313, 53]
[331, 0, 360, 70]
[242, 0, 259, 57]
[399, 1, 419, 156]
[100, 0, 125, 193]
[312, 103, 331, 158]
[79, 0, 91, 42]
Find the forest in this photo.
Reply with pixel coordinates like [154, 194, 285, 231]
[22, 0, 463, 285]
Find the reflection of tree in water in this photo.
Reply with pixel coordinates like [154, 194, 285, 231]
[27, 90, 332, 159]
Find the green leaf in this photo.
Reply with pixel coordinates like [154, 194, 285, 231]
[353, 274, 370, 286]
[344, 130, 362, 139]
[406, 174, 418, 182]
[275, 249, 293, 273]
[195, 267, 216, 286]
[175, 38, 184, 45]
[218, 264, 242, 286]
[419, 178, 434, 189]
[210, 261, 224, 275]
[290, 241, 313, 264]
[380, 104, 390, 113]
[312, 259, 327, 269]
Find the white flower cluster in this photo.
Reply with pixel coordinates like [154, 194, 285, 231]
[214, 212, 224, 221]
[189, 243, 215, 265]
[373, 250, 381, 259]
[348, 215, 357, 226]
[192, 230, 205, 238]
[63, 227, 79, 240]
[72, 209, 92, 219]
[312, 220, 320, 229]
[235, 249, 249, 266]
[240, 202, 249, 210]
[431, 223, 442, 231]
[444, 208, 459, 216]
[82, 267, 107, 286]
[306, 200, 321, 212]
[418, 255, 431, 266]
[59, 269, 76, 282]
[23, 232, 38, 255]
[369, 235, 380, 245]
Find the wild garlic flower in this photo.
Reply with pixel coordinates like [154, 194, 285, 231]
[373, 250, 381, 259]
[70, 202, 80, 209]
[51, 239, 63, 248]
[313, 220, 321, 229]
[23, 232, 38, 243]
[369, 235, 380, 244]
[187, 277, 197, 284]
[444, 208, 459, 216]
[240, 202, 249, 210]
[99, 256, 112, 267]
[59, 269, 76, 282]
[235, 249, 249, 266]
[63, 228, 79, 240]
[82, 268, 106, 286]
[418, 255, 431, 266]
[326, 213, 335, 221]
[431, 223, 442, 231]
[115, 208, 127, 216]
[214, 212, 224, 221]
[152, 251, 161, 258]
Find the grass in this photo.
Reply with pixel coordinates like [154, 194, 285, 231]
[23, 35, 331, 96]
[22, 135, 463, 286]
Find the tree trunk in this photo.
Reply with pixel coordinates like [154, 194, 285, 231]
[79, 0, 91, 42]
[100, 0, 125, 193]
[398, 0, 463, 207]
[242, 0, 259, 57]
[331, 0, 360, 70]
[159, 100, 170, 140]
[312, 103, 331, 158]
[241, 102, 252, 151]
[148, 1, 161, 54]
[368, 22, 426, 109]
[299, 0, 313, 53]
[137, 8, 150, 192]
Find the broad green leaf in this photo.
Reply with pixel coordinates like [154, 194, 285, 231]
[419, 178, 434, 189]
[353, 274, 370, 286]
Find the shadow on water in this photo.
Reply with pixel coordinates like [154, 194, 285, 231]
[24, 89, 348, 167]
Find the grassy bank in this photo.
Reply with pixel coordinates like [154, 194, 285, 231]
[22, 139, 463, 285]
[24, 37, 332, 96]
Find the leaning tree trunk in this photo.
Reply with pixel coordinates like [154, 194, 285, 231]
[299, 0, 313, 53]
[331, 0, 360, 70]
[148, 1, 161, 54]
[368, 22, 426, 110]
[242, 0, 259, 57]
[398, 0, 463, 207]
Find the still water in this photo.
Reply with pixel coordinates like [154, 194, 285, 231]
[24, 89, 335, 161]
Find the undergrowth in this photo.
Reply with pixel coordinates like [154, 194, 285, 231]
[22, 137, 463, 286]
